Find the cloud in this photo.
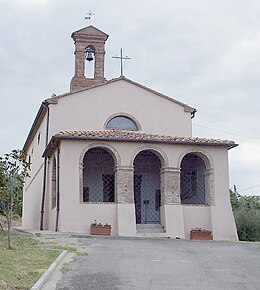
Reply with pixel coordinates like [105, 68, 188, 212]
[0, 0, 259, 196]
[12, 0, 51, 6]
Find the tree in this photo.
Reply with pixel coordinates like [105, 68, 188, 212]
[230, 187, 260, 242]
[0, 150, 29, 249]
[229, 186, 240, 210]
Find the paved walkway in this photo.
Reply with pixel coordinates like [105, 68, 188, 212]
[30, 231, 260, 290]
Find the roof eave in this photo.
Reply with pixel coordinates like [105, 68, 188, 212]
[23, 101, 49, 153]
[43, 135, 238, 157]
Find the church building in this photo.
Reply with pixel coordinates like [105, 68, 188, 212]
[22, 25, 238, 240]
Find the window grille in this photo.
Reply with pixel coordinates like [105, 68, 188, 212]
[134, 175, 142, 224]
[102, 174, 115, 202]
[83, 186, 89, 202]
[180, 154, 206, 205]
[83, 148, 115, 202]
[155, 189, 161, 211]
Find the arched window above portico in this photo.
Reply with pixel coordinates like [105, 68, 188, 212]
[105, 113, 141, 131]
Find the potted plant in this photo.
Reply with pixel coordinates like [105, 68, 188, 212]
[190, 228, 213, 240]
[90, 220, 112, 236]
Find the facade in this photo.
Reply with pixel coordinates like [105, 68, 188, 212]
[22, 25, 238, 240]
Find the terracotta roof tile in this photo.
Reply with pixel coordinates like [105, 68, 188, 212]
[55, 130, 236, 146]
[43, 130, 237, 157]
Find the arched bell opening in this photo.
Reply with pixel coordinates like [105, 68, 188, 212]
[84, 46, 95, 79]
[133, 150, 161, 224]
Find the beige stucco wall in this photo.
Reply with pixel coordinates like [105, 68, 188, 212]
[182, 206, 212, 239]
[58, 141, 118, 234]
[48, 79, 192, 138]
[22, 115, 48, 229]
[41, 139, 238, 240]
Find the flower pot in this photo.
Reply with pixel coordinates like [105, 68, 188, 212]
[190, 230, 212, 240]
[90, 226, 111, 236]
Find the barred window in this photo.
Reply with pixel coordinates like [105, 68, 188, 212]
[180, 154, 206, 205]
[83, 148, 115, 202]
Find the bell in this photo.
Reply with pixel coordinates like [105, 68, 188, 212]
[86, 52, 94, 62]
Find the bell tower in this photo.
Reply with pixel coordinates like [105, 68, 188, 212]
[70, 25, 109, 92]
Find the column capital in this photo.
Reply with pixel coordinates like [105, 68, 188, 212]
[161, 167, 180, 174]
[115, 165, 134, 172]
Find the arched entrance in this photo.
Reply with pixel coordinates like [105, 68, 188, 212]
[134, 150, 161, 224]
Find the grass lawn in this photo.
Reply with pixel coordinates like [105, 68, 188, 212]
[0, 231, 63, 290]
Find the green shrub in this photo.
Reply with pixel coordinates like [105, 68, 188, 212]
[230, 189, 260, 241]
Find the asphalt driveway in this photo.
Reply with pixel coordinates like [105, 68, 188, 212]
[55, 236, 260, 290]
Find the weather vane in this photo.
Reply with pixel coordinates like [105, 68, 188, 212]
[85, 10, 94, 25]
[112, 48, 131, 76]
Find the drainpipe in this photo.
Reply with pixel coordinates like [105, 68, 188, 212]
[191, 109, 196, 119]
[55, 146, 60, 232]
[40, 102, 50, 230]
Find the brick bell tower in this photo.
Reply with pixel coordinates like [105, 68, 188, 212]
[70, 26, 109, 92]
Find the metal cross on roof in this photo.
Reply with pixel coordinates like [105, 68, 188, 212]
[85, 10, 94, 25]
[112, 48, 131, 76]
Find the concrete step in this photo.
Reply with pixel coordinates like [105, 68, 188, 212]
[136, 232, 169, 238]
[136, 224, 164, 233]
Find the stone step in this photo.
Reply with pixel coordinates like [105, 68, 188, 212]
[136, 232, 170, 238]
[136, 224, 164, 233]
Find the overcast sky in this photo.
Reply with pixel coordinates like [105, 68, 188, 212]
[0, 0, 259, 196]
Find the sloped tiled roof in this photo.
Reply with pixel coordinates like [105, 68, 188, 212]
[71, 25, 109, 39]
[43, 130, 237, 157]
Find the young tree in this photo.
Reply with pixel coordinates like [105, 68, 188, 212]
[0, 150, 29, 249]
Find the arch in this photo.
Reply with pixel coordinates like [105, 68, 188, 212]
[133, 150, 162, 224]
[104, 113, 142, 131]
[79, 143, 121, 203]
[177, 149, 214, 170]
[178, 149, 215, 206]
[79, 143, 121, 167]
[82, 148, 115, 202]
[130, 145, 168, 168]
[84, 45, 96, 78]
[85, 44, 96, 52]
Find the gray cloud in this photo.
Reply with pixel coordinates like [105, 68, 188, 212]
[0, 0, 259, 195]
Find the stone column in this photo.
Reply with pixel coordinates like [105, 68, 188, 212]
[160, 167, 181, 205]
[205, 168, 215, 206]
[115, 166, 136, 236]
[160, 167, 185, 239]
[115, 166, 134, 204]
